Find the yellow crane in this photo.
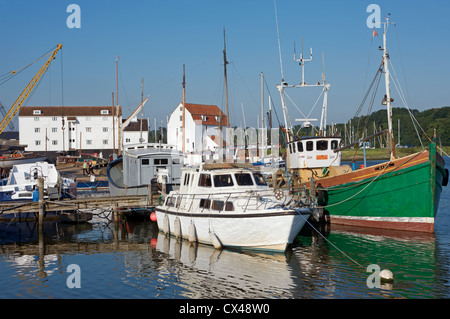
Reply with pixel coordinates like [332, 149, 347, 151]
[0, 43, 63, 135]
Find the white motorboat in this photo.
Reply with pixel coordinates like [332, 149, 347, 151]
[0, 161, 67, 202]
[155, 162, 311, 252]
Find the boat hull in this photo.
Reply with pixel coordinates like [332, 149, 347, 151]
[155, 207, 310, 252]
[0, 155, 47, 169]
[312, 144, 446, 233]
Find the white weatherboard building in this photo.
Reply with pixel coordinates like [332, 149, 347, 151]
[167, 103, 229, 166]
[18, 106, 123, 155]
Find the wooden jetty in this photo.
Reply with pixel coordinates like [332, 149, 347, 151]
[0, 195, 150, 214]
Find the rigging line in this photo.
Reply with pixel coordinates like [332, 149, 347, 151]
[60, 47, 64, 107]
[273, 0, 284, 81]
[388, 60, 426, 147]
[394, 25, 411, 102]
[294, 209, 365, 269]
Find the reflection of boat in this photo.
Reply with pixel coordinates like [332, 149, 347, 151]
[107, 143, 183, 197]
[154, 232, 296, 298]
[0, 151, 47, 170]
[0, 161, 67, 201]
[155, 162, 311, 252]
[279, 17, 448, 232]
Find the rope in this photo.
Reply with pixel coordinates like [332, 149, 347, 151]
[294, 208, 365, 269]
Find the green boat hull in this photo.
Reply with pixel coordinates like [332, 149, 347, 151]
[322, 144, 447, 232]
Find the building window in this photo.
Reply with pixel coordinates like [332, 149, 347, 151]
[52, 127, 57, 133]
[125, 138, 131, 142]
[102, 127, 108, 132]
[34, 117, 40, 121]
[34, 128, 40, 133]
[33, 110, 41, 115]
[201, 115, 207, 121]
[101, 110, 109, 114]
[35, 140, 41, 146]
[102, 140, 108, 145]
[52, 117, 57, 121]
[86, 140, 92, 145]
[52, 140, 58, 145]
[85, 117, 91, 121]
[86, 127, 92, 132]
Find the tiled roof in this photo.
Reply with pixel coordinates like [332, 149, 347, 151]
[184, 103, 229, 126]
[122, 119, 149, 132]
[18, 106, 122, 117]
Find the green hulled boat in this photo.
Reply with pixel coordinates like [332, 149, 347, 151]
[278, 16, 448, 232]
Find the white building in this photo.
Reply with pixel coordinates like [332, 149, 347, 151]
[123, 118, 149, 146]
[18, 106, 122, 156]
[167, 103, 229, 165]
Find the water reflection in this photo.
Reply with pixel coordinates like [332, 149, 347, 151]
[1, 209, 450, 298]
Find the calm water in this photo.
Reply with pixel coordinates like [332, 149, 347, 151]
[0, 158, 449, 300]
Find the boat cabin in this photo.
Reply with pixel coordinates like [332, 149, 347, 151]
[287, 136, 342, 169]
[122, 143, 183, 187]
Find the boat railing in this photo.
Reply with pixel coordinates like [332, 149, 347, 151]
[165, 188, 286, 213]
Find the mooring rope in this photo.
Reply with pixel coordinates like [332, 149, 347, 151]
[295, 208, 365, 269]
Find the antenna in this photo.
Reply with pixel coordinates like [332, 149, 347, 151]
[294, 37, 312, 85]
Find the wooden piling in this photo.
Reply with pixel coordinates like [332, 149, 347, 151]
[38, 177, 45, 226]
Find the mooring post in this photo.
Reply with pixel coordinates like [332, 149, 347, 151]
[38, 177, 45, 225]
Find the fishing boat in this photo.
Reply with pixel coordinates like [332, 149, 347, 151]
[0, 161, 65, 201]
[154, 162, 311, 252]
[107, 143, 183, 197]
[278, 16, 448, 232]
[0, 151, 47, 170]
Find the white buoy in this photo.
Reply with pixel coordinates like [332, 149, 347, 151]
[174, 217, 182, 239]
[380, 269, 394, 282]
[188, 222, 197, 243]
[163, 215, 170, 236]
[209, 231, 222, 249]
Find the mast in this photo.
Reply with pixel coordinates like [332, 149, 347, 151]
[182, 64, 186, 154]
[223, 28, 230, 127]
[381, 15, 396, 160]
[140, 78, 144, 143]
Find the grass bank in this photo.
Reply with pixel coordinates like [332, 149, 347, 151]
[341, 145, 450, 161]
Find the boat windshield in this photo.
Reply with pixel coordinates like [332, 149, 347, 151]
[213, 174, 234, 187]
[253, 173, 267, 186]
[235, 173, 253, 186]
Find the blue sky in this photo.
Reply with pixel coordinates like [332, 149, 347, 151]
[1, 0, 449, 130]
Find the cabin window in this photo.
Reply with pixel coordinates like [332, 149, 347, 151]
[253, 173, 267, 186]
[235, 173, 253, 186]
[225, 202, 234, 211]
[316, 140, 328, 151]
[154, 158, 168, 165]
[212, 200, 224, 211]
[306, 141, 314, 151]
[183, 173, 191, 186]
[213, 174, 233, 187]
[142, 159, 150, 165]
[198, 174, 212, 187]
[292, 142, 296, 153]
[166, 196, 176, 207]
[289, 144, 293, 154]
[297, 142, 303, 152]
[200, 198, 211, 209]
[331, 140, 339, 150]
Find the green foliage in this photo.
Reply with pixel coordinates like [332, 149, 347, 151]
[334, 106, 450, 146]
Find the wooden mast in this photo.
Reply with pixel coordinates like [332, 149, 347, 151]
[182, 64, 186, 154]
[223, 28, 230, 127]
